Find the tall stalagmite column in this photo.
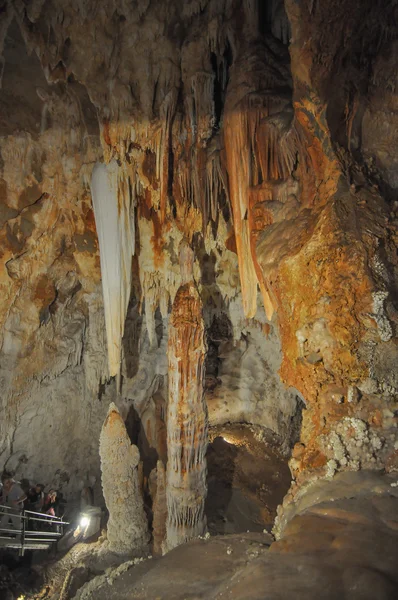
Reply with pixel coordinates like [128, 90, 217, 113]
[164, 242, 208, 552]
[152, 460, 167, 555]
[99, 403, 149, 555]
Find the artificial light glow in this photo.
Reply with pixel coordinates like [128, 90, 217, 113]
[222, 436, 232, 444]
[80, 516, 90, 528]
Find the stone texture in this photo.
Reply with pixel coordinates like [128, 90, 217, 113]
[164, 243, 208, 551]
[152, 459, 167, 556]
[99, 403, 149, 555]
[69, 472, 398, 600]
[0, 0, 304, 499]
[0, 2, 396, 595]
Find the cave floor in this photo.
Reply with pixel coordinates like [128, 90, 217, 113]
[205, 424, 291, 535]
[68, 472, 398, 600]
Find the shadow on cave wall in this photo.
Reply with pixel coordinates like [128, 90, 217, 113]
[126, 390, 167, 474]
[122, 254, 143, 380]
[192, 233, 234, 394]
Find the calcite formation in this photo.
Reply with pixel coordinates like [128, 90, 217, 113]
[0, 0, 396, 552]
[0, 1, 398, 599]
[90, 161, 136, 380]
[80, 472, 398, 600]
[164, 243, 208, 552]
[152, 460, 167, 555]
[99, 403, 149, 555]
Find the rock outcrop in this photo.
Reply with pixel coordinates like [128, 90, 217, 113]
[61, 472, 398, 600]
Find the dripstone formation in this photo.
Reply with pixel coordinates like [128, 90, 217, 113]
[99, 403, 149, 555]
[164, 242, 208, 551]
[0, 0, 397, 597]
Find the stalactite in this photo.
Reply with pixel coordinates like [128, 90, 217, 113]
[223, 39, 300, 319]
[256, 114, 298, 184]
[90, 160, 135, 378]
[141, 269, 180, 347]
[0, 6, 13, 90]
[205, 140, 229, 225]
[164, 242, 208, 552]
[191, 72, 216, 145]
[99, 403, 149, 555]
[267, 0, 292, 45]
[192, 147, 208, 227]
[224, 109, 260, 318]
[345, 93, 359, 152]
[158, 89, 178, 221]
[243, 0, 260, 34]
[182, 0, 210, 19]
[152, 460, 167, 556]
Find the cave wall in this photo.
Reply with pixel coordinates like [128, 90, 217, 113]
[0, 0, 301, 497]
[0, 0, 396, 499]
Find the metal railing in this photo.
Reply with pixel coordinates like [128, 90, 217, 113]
[0, 504, 68, 556]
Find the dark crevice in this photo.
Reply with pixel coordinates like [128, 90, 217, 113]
[258, 0, 268, 35]
[210, 52, 223, 129]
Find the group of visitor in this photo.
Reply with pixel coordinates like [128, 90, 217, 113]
[0, 471, 59, 533]
[24, 484, 58, 516]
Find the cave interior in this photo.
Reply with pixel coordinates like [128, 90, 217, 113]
[0, 0, 398, 598]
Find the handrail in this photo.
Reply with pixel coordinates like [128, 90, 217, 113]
[24, 508, 68, 522]
[0, 503, 69, 556]
[0, 506, 68, 525]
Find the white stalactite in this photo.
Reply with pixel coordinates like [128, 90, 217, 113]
[90, 160, 135, 378]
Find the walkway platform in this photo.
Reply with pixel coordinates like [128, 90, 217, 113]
[0, 505, 68, 555]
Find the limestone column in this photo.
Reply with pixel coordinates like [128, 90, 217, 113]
[152, 460, 167, 555]
[164, 242, 208, 552]
[99, 402, 149, 555]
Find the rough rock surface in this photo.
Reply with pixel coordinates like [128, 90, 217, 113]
[69, 471, 398, 600]
[99, 403, 149, 555]
[0, 1, 304, 497]
[164, 245, 208, 551]
[0, 0, 397, 596]
[152, 459, 167, 555]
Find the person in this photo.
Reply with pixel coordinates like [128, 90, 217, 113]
[25, 483, 45, 512]
[0, 473, 27, 534]
[42, 489, 58, 517]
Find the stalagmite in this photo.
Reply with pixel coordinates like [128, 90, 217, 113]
[99, 403, 149, 555]
[152, 460, 167, 555]
[90, 161, 135, 378]
[164, 241, 208, 552]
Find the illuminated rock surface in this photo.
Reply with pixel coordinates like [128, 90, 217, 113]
[0, 0, 397, 597]
[99, 403, 149, 554]
[70, 472, 398, 600]
[164, 242, 208, 552]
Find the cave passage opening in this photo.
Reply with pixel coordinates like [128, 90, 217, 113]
[206, 423, 291, 535]
[126, 408, 293, 538]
